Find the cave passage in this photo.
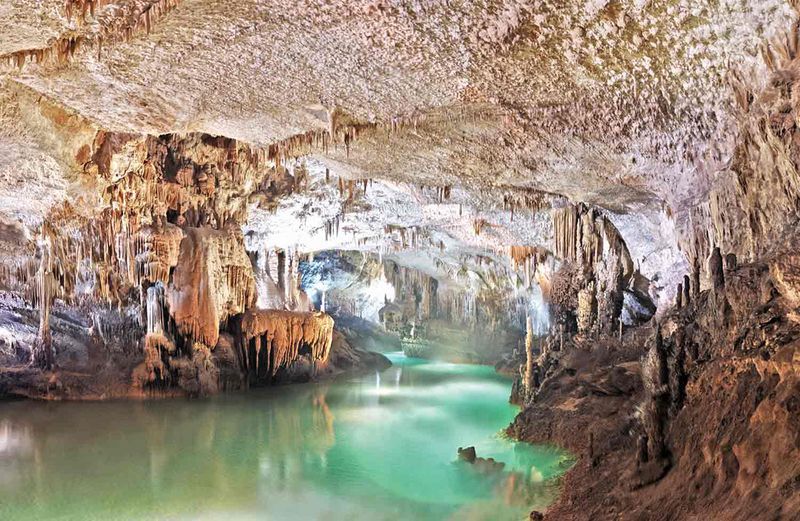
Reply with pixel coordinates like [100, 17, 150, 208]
[0, 351, 570, 521]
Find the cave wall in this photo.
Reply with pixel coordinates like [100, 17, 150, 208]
[0, 128, 346, 397]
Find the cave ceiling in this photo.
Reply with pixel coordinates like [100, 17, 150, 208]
[0, 0, 793, 305]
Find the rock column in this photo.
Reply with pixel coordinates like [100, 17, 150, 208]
[524, 315, 535, 399]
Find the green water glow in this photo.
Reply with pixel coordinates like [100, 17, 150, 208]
[0, 352, 571, 520]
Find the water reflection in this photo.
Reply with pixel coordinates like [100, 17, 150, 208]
[0, 353, 570, 520]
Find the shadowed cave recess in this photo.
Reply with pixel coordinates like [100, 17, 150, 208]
[0, 0, 799, 520]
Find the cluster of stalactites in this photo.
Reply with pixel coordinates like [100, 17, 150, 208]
[64, 0, 114, 20]
[435, 289, 478, 327]
[255, 247, 312, 312]
[509, 246, 549, 289]
[94, 0, 183, 43]
[324, 215, 342, 241]
[335, 176, 372, 208]
[417, 184, 451, 203]
[382, 261, 439, 321]
[0, 211, 139, 309]
[384, 224, 426, 250]
[2, 35, 83, 70]
[552, 203, 633, 279]
[135, 222, 184, 286]
[552, 203, 636, 334]
[503, 191, 551, 221]
[473, 218, 489, 236]
[3, 1, 184, 71]
[238, 310, 334, 382]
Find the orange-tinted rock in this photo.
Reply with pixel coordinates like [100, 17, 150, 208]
[168, 225, 256, 347]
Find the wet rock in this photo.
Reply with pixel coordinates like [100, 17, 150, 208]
[457, 446, 477, 463]
[457, 446, 506, 474]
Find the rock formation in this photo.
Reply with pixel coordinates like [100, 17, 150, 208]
[0, 0, 799, 519]
[238, 309, 333, 384]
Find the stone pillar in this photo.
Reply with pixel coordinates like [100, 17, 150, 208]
[577, 283, 596, 333]
[524, 315, 534, 398]
[146, 284, 166, 336]
[33, 244, 54, 370]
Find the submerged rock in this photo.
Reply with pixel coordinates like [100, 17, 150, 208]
[457, 446, 506, 474]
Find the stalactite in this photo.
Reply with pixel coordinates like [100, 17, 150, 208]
[1, 35, 84, 70]
[473, 218, 488, 235]
[238, 310, 334, 383]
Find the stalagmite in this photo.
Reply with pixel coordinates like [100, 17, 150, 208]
[641, 326, 669, 463]
[708, 247, 725, 291]
[676, 283, 683, 309]
[724, 253, 737, 271]
[682, 275, 690, 305]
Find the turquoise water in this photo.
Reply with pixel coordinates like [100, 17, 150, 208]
[0, 352, 571, 520]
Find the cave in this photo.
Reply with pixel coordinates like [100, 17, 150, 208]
[0, 1, 798, 520]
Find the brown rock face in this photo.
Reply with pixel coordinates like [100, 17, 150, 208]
[510, 254, 800, 520]
[771, 253, 800, 308]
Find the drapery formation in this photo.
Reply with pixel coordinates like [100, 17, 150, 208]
[238, 309, 334, 384]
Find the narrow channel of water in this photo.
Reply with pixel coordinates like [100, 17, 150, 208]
[0, 352, 571, 520]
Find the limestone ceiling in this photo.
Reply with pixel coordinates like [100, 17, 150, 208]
[0, 0, 793, 287]
[3, 1, 792, 202]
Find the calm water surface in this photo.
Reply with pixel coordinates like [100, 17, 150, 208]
[0, 352, 571, 520]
